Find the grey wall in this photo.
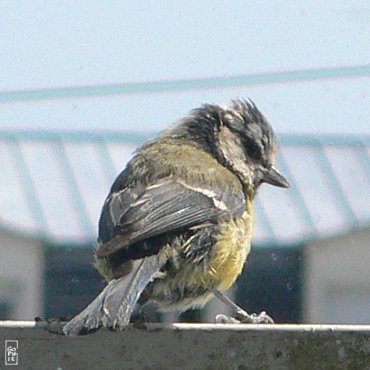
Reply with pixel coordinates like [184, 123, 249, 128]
[0, 228, 44, 319]
[304, 227, 370, 324]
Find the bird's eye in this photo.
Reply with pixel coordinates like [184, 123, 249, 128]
[243, 137, 263, 161]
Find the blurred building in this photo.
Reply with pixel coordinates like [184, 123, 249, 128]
[0, 130, 369, 323]
[304, 227, 370, 324]
[0, 226, 44, 319]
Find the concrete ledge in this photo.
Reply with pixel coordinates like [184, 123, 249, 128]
[0, 321, 369, 370]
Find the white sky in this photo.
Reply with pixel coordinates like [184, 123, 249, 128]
[1, 0, 370, 135]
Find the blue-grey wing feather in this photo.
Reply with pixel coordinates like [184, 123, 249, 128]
[97, 179, 245, 258]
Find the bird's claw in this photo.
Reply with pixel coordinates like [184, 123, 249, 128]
[215, 310, 274, 324]
[237, 310, 274, 324]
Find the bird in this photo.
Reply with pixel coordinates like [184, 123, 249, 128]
[63, 99, 289, 336]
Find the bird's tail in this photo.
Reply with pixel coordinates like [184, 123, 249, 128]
[63, 254, 163, 336]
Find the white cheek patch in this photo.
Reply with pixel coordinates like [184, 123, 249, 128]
[217, 126, 252, 184]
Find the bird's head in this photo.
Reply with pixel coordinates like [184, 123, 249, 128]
[161, 99, 289, 195]
[213, 99, 289, 193]
[178, 99, 289, 194]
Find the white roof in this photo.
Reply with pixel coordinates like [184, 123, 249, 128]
[0, 130, 369, 246]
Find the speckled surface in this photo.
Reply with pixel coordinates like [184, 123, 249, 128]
[0, 322, 369, 370]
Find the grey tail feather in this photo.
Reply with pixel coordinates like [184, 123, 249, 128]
[63, 254, 164, 336]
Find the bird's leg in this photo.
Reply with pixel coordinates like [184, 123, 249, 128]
[210, 287, 274, 324]
[132, 300, 161, 329]
[132, 306, 149, 329]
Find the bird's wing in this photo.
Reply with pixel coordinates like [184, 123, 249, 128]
[96, 178, 245, 258]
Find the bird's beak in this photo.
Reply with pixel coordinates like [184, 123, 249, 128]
[263, 166, 290, 188]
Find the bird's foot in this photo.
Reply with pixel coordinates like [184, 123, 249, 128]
[215, 310, 274, 324]
[132, 311, 149, 329]
[210, 286, 274, 324]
